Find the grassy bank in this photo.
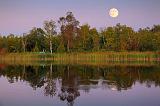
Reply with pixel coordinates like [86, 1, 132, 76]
[0, 52, 160, 66]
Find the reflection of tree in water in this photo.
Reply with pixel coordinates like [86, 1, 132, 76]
[24, 66, 46, 90]
[39, 65, 80, 106]
[44, 64, 57, 97]
[58, 87, 80, 106]
[1, 65, 160, 105]
[58, 66, 80, 106]
[44, 79, 57, 97]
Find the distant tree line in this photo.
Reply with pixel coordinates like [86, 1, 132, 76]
[0, 12, 160, 53]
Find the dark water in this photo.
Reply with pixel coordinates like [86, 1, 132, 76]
[0, 64, 160, 106]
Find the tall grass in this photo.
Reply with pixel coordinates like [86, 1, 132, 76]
[0, 52, 160, 66]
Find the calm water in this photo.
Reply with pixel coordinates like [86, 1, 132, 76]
[0, 64, 160, 106]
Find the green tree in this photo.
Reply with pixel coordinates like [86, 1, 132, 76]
[0, 36, 3, 49]
[51, 36, 60, 52]
[138, 28, 156, 51]
[44, 20, 57, 53]
[100, 27, 116, 51]
[151, 25, 160, 33]
[6, 34, 21, 52]
[117, 24, 136, 51]
[26, 28, 45, 52]
[21, 33, 27, 52]
[85, 36, 94, 51]
[151, 25, 160, 51]
[89, 28, 100, 51]
[77, 24, 90, 51]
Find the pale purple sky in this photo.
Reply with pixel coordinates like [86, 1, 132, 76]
[0, 0, 160, 35]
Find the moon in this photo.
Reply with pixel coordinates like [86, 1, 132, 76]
[109, 8, 119, 18]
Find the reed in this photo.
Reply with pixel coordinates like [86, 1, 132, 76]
[0, 52, 160, 66]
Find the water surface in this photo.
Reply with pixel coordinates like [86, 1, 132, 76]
[0, 64, 160, 106]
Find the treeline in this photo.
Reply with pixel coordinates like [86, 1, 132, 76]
[1, 65, 160, 91]
[0, 12, 160, 53]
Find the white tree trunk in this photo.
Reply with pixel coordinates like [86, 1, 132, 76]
[50, 40, 52, 53]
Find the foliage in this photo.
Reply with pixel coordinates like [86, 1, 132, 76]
[0, 12, 160, 53]
[58, 12, 79, 52]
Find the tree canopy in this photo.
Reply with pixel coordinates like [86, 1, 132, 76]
[0, 12, 160, 53]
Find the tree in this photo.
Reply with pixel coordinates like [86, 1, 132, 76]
[44, 20, 57, 53]
[150, 25, 160, 51]
[0, 36, 7, 54]
[117, 24, 136, 51]
[26, 28, 45, 52]
[100, 27, 116, 51]
[154, 32, 160, 51]
[51, 36, 60, 52]
[58, 12, 79, 52]
[85, 36, 94, 51]
[99, 33, 106, 50]
[138, 28, 156, 51]
[0, 36, 3, 49]
[6, 34, 21, 52]
[151, 25, 160, 33]
[113, 23, 120, 51]
[89, 28, 100, 51]
[78, 24, 90, 51]
[21, 33, 27, 52]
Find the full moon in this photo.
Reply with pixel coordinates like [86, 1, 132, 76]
[109, 8, 119, 18]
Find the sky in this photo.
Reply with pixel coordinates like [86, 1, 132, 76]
[0, 0, 160, 35]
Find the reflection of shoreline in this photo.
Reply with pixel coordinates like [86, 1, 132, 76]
[0, 64, 6, 70]
[0, 56, 160, 67]
[0, 65, 159, 90]
[78, 79, 132, 92]
[0, 65, 160, 105]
